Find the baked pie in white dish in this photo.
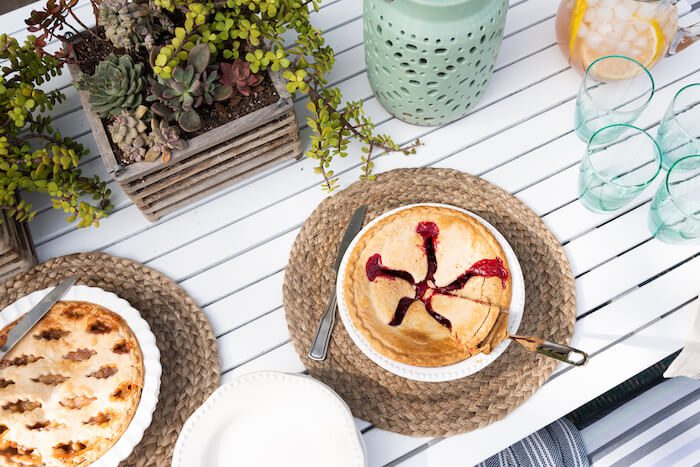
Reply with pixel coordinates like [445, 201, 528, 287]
[0, 286, 161, 467]
[337, 204, 525, 382]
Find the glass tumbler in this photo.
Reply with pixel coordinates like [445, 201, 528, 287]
[648, 154, 700, 244]
[575, 55, 655, 143]
[578, 124, 662, 213]
[656, 83, 700, 170]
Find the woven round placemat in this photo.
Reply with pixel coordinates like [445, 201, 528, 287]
[284, 168, 576, 437]
[0, 253, 220, 466]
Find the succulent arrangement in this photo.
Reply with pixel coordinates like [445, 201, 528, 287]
[99, 0, 153, 51]
[0, 34, 112, 227]
[147, 44, 233, 133]
[29, 0, 420, 190]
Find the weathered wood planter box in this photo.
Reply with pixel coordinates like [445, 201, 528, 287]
[0, 212, 37, 284]
[68, 64, 302, 221]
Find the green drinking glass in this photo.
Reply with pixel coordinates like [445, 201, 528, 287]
[575, 55, 655, 144]
[656, 83, 700, 170]
[578, 124, 662, 213]
[648, 154, 700, 244]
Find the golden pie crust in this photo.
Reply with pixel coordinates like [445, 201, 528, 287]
[343, 206, 513, 367]
[0, 301, 144, 466]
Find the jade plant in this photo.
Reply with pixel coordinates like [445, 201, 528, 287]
[0, 34, 112, 227]
[32, 0, 420, 190]
[146, 0, 420, 190]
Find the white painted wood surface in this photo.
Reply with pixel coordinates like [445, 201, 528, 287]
[3, 0, 700, 465]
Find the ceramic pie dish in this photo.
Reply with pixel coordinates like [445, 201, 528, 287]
[337, 203, 526, 382]
[172, 371, 366, 467]
[0, 285, 161, 467]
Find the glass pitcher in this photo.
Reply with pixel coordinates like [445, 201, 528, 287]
[556, 0, 700, 77]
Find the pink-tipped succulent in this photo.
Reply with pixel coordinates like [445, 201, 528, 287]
[220, 59, 264, 97]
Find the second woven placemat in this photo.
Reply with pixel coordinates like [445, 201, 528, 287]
[284, 168, 576, 437]
[0, 253, 220, 465]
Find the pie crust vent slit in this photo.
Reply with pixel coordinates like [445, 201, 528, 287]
[0, 378, 14, 389]
[2, 400, 42, 413]
[34, 327, 70, 340]
[87, 365, 118, 379]
[63, 348, 97, 362]
[60, 395, 97, 410]
[31, 374, 70, 386]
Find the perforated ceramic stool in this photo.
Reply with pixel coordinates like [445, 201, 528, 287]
[364, 0, 507, 126]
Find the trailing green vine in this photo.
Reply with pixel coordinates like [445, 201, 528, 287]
[145, 0, 421, 190]
[0, 34, 112, 227]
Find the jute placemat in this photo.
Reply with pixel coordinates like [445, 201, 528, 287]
[284, 168, 576, 437]
[0, 253, 220, 466]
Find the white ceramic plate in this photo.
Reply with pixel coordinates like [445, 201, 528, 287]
[336, 203, 526, 382]
[0, 285, 162, 467]
[172, 371, 367, 467]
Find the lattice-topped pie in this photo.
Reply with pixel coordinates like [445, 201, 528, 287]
[343, 206, 513, 367]
[0, 301, 144, 466]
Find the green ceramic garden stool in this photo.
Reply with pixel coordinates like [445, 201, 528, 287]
[364, 0, 508, 126]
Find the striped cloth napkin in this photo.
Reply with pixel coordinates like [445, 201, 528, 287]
[664, 298, 700, 380]
[477, 418, 589, 467]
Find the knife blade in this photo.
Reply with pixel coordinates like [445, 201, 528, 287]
[0, 276, 78, 359]
[309, 205, 368, 361]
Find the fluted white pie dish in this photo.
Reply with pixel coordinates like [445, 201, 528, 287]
[336, 203, 526, 382]
[0, 284, 161, 467]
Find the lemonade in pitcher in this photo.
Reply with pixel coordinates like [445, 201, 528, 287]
[556, 0, 678, 77]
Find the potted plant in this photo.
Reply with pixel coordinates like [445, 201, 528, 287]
[0, 33, 113, 281]
[27, 0, 419, 221]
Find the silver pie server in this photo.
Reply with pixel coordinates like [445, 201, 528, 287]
[309, 205, 368, 362]
[0, 276, 78, 359]
[484, 311, 588, 366]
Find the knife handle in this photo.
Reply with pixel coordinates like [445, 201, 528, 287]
[308, 293, 338, 361]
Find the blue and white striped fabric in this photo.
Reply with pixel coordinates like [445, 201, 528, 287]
[477, 418, 589, 467]
[581, 377, 700, 466]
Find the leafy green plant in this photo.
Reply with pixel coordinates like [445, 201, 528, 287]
[0, 34, 112, 227]
[34, 0, 420, 190]
[147, 0, 420, 190]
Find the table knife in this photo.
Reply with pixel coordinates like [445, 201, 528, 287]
[309, 205, 368, 361]
[0, 276, 78, 359]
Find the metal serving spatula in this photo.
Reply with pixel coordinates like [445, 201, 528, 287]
[0, 276, 77, 359]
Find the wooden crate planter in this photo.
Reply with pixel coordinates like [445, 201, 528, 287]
[0, 212, 37, 284]
[68, 64, 302, 221]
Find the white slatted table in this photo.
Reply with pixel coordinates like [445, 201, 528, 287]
[3, 0, 700, 465]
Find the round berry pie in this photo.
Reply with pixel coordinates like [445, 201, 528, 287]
[342, 205, 513, 367]
[0, 301, 144, 466]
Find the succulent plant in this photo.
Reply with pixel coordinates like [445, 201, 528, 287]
[202, 69, 233, 105]
[120, 142, 149, 164]
[77, 54, 146, 118]
[145, 118, 187, 163]
[220, 59, 264, 97]
[99, 0, 153, 50]
[108, 105, 150, 162]
[147, 43, 232, 132]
